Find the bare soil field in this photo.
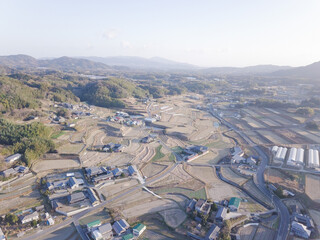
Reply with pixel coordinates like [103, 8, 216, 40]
[109, 189, 153, 209]
[101, 179, 139, 199]
[239, 224, 257, 240]
[254, 225, 276, 240]
[141, 162, 168, 178]
[103, 152, 134, 166]
[33, 159, 80, 172]
[81, 151, 111, 166]
[257, 130, 290, 144]
[122, 198, 180, 218]
[240, 201, 267, 213]
[36, 224, 80, 240]
[305, 174, 320, 203]
[58, 143, 85, 154]
[221, 167, 249, 186]
[276, 129, 309, 144]
[186, 166, 217, 184]
[159, 208, 187, 228]
[259, 118, 281, 127]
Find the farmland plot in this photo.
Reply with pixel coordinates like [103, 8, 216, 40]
[306, 174, 320, 203]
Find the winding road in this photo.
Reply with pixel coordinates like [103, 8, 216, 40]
[209, 107, 290, 240]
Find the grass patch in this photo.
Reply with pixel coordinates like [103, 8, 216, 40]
[51, 131, 66, 139]
[154, 187, 207, 199]
[151, 145, 165, 162]
[169, 153, 176, 162]
[171, 146, 184, 154]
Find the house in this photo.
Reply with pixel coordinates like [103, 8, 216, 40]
[291, 221, 311, 239]
[228, 197, 241, 211]
[68, 177, 84, 189]
[215, 207, 227, 222]
[292, 214, 315, 230]
[195, 199, 205, 212]
[91, 230, 103, 240]
[97, 223, 113, 239]
[47, 217, 54, 225]
[122, 233, 134, 240]
[20, 211, 39, 224]
[14, 166, 29, 173]
[200, 202, 211, 215]
[86, 167, 104, 177]
[133, 223, 146, 236]
[93, 172, 113, 183]
[128, 165, 138, 176]
[112, 219, 130, 236]
[186, 199, 197, 213]
[67, 192, 86, 204]
[87, 188, 100, 206]
[205, 224, 220, 240]
[0, 227, 5, 240]
[87, 220, 102, 230]
[112, 168, 123, 177]
[220, 200, 228, 207]
[5, 153, 22, 163]
[0, 168, 17, 178]
[246, 156, 257, 165]
[232, 154, 245, 164]
[231, 146, 244, 157]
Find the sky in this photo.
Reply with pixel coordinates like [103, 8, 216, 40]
[0, 0, 320, 67]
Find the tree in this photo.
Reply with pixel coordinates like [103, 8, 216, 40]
[56, 108, 70, 118]
[31, 219, 37, 227]
[212, 202, 218, 211]
[296, 107, 314, 117]
[5, 213, 18, 225]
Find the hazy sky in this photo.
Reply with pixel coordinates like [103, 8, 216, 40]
[1, 0, 319, 67]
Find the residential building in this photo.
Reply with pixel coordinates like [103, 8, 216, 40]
[87, 188, 100, 206]
[86, 167, 104, 177]
[122, 233, 134, 240]
[292, 214, 315, 230]
[67, 192, 86, 204]
[186, 199, 197, 213]
[195, 199, 205, 212]
[228, 197, 241, 211]
[47, 218, 54, 225]
[205, 224, 220, 240]
[68, 177, 84, 189]
[20, 211, 39, 224]
[113, 219, 130, 236]
[112, 168, 123, 177]
[246, 156, 257, 165]
[291, 221, 311, 239]
[133, 223, 146, 236]
[14, 166, 29, 173]
[128, 165, 138, 176]
[200, 202, 211, 215]
[98, 223, 113, 239]
[93, 173, 113, 183]
[232, 146, 244, 157]
[0, 168, 17, 178]
[215, 207, 227, 222]
[5, 153, 22, 163]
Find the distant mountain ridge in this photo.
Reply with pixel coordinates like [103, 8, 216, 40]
[82, 56, 199, 70]
[201, 65, 292, 75]
[0, 54, 111, 72]
[270, 61, 320, 79]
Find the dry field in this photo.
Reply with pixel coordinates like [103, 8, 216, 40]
[103, 152, 134, 166]
[257, 130, 289, 144]
[305, 174, 320, 203]
[186, 166, 217, 184]
[221, 167, 249, 186]
[58, 143, 85, 154]
[0, 189, 41, 215]
[259, 118, 281, 127]
[243, 117, 265, 128]
[33, 159, 80, 172]
[293, 128, 320, 143]
[254, 225, 276, 240]
[240, 201, 267, 213]
[109, 189, 153, 209]
[159, 208, 187, 228]
[243, 180, 271, 207]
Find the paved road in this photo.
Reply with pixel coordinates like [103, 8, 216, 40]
[210, 107, 290, 240]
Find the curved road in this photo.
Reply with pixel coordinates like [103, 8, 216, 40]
[210, 107, 290, 240]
